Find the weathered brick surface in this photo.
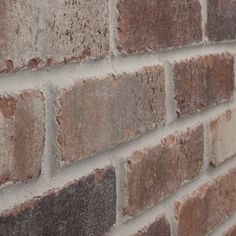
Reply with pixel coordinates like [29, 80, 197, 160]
[123, 124, 204, 216]
[116, 0, 202, 54]
[58, 66, 166, 162]
[173, 54, 234, 118]
[0, 167, 116, 236]
[0, 90, 45, 186]
[207, 0, 236, 42]
[132, 216, 171, 236]
[209, 108, 236, 166]
[224, 225, 236, 236]
[175, 169, 236, 236]
[0, 0, 109, 73]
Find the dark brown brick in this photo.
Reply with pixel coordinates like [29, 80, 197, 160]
[0, 90, 45, 186]
[175, 169, 236, 236]
[123, 124, 204, 216]
[0, 0, 109, 73]
[173, 53, 234, 118]
[207, 0, 236, 42]
[116, 0, 202, 54]
[58, 66, 166, 162]
[0, 167, 116, 236]
[132, 216, 171, 236]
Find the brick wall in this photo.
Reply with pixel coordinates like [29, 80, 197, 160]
[0, 0, 236, 235]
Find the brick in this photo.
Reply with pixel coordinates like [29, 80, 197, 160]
[0, 90, 45, 186]
[116, 0, 202, 54]
[58, 66, 166, 162]
[0, 167, 116, 236]
[132, 216, 171, 236]
[224, 225, 236, 236]
[123, 124, 204, 216]
[0, 0, 109, 73]
[173, 54, 234, 118]
[209, 108, 236, 166]
[175, 169, 236, 236]
[207, 0, 236, 42]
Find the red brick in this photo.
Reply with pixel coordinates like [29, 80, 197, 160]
[175, 169, 236, 236]
[207, 0, 236, 42]
[116, 0, 202, 54]
[173, 54, 234, 118]
[123, 124, 203, 216]
[132, 216, 171, 236]
[0, 167, 116, 236]
[209, 108, 236, 166]
[224, 225, 236, 236]
[58, 66, 166, 162]
[0, 90, 45, 186]
[0, 0, 109, 73]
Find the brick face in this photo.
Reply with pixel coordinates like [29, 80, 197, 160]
[207, 0, 236, 42]
[0, 0, 109, 73]
[0, 167, 116, 236]
[0, 90, 45, 186]
[123, 124, 204, 216]
[116, 0, 202, 54]
[173, 54, 234, 118]
[58, 66, 166, 162]
[209, 108, 236, 166]
[132, 216, 171, 236]
[175, 169, 236, 236]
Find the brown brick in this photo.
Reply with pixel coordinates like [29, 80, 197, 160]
[0, 0, 108, 73]
[0, 167, 116, 236]
[132, 216, 171, 236]
[0, 90, 45, 186]
[224, 225, 236, 236]
[175, 169, 236, 236]
[123, 124, 204, 216]
[58, 66, 166, 162]
[173, 54, 234, 118]
[209, 108, 236, 166]
[116, 0, 202, 54]
[207, 0, 236, 42]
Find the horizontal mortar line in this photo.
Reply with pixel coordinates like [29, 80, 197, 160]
[209, 212, 236, 236]
[0, 98, 236, 213]
[109, 155, 236, 236]
[0, 41, 235, 92]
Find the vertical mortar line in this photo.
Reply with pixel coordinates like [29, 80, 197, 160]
[165, 199, 177, 236]
[108, 0, 119, 69]
[40, 82, 61, 181]
[113, 155, 127, 228]
[164, 61, 177, 125]
[200, 0, 208, 42]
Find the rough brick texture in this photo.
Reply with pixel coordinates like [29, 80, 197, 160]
[173, 53, 234, 118]
[0, 90, 44, 186]
[132, 216, 171, 236]
[209, 108, 236, 166]
[116, 0, 202, 54]
[0, 167, 116, 236]
[224, 225, 236, 236]
[207, 0, 236, 42]
[175, 169, 236, 236]
[0, 0, 109, 73]
[123, 124, 204, 216]
[58, 66, 166, 162]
